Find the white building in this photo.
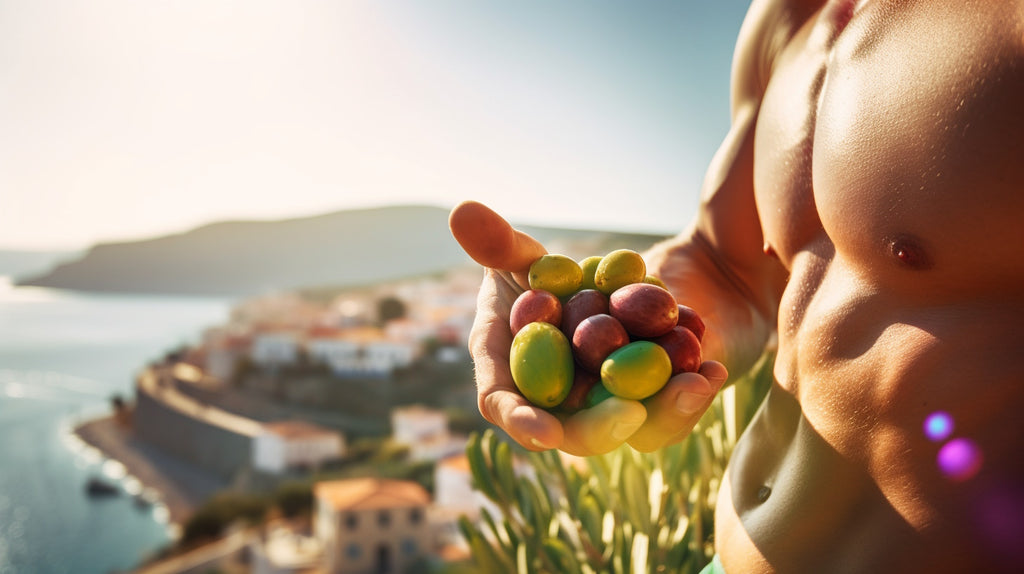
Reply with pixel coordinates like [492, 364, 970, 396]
[251, 331, 301, 367]
[433, 454, 492, 521]
[409, 432, 467, 463]
[369, 339, 416, 368]
[390, 405, 467, 462]
[391, 405, 447, 445]
[306, 328, 417, 378]
[253, 421, 346, 475]
[383, 318, 433, 349]
[203, 334, 252, 383]
[250, 526, 324, 574]
[314, 478, 433, 574]
[306, 336, 360, 372]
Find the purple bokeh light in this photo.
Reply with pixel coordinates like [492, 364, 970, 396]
[937, 438, 982, 482]
[924, 411, 954, 442]
[978, 485, 1024, 565]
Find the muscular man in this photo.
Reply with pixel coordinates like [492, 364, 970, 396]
[449, 0, 1024, 571]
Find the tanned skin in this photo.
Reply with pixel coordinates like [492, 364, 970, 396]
[450, 0, 1024, 571]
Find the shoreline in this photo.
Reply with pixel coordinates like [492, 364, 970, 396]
[72, 412, 228, 530]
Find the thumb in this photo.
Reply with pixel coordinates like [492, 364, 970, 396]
[449, 200, 547, 273]
[626, 360, 729, 453]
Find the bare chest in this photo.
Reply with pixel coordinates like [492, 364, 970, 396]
[753, 0, 1024, 294]
[751, 0, 1024, 441]
[721, 2, 1024, 571]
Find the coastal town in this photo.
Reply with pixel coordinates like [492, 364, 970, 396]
[72, 265, 510, 574]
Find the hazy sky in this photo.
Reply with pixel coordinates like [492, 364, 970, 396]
[1, 1, 751, 250]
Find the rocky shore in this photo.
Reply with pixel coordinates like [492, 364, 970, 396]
[73, 414, 227, 528]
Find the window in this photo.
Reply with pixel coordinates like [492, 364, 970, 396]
[378, 509, 391, 528]
[401, 537, 418, 556]
[346, 543, 362, 560]
[409, 507, 423, 525]
[345, 513, 359, 530]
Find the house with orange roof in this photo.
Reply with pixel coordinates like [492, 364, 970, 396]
[314, 478, 432, 574]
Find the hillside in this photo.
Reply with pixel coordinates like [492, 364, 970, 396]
[17, 205, 671, 296]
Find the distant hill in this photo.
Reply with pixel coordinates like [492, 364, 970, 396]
[0, 249, 81, 280]
[17, 205, 671, 296]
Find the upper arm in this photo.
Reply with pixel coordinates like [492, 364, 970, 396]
[730, 0, 822, 116]
[685, 0, 809, 314]
[644, 1, 816, 371]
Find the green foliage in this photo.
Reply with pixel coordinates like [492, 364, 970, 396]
[315, 437, 436, 494]
[343, 436, 390, 464]
[459, 354, 774, 574]
[181, 491, 270, 546]
[371, 438, 412, 463]
[377, 295, 408, 324]
[273, 480, 314, 518]
[445, 406, 492, 436]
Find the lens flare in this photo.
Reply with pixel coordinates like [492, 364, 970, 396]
[923, 411, 954, 442]
[937, 438, 982, 482]
[978, 486, 1024, 565]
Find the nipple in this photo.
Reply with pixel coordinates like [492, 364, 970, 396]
[887, 235, 933, 270]
[757, 485, 772, 503]
[763, 242, 779, 260]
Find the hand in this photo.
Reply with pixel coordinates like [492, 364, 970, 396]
[449, 201, 728, 456]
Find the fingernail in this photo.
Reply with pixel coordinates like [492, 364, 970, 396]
[610, 421, 636, 441]
[676, 391, 710, 414]
[530, 438, 552, 450]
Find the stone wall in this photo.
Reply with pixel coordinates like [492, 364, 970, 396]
[134, 371, 257, 482]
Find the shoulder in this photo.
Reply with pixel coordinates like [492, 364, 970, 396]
[729, 0, 825, 115]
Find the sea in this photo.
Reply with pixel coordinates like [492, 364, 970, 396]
[0, 277, 233, 574]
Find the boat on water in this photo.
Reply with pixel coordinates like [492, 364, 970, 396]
[85, 476, 120, 497]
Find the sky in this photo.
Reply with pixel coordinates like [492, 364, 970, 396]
[1, 1, 751, 251]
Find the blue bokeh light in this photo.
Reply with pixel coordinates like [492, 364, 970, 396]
[924, 411, 954, 442]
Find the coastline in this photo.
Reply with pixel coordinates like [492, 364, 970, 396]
[73, 412, 228, 530]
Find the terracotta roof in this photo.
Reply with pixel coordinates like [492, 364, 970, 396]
[437, 542, 472, 563]
[209, 334, 252, 350]
[315, 478, 430, 511]
[437, 454, 471, 472]
[306, 325, 343, 339]
[392, 404, 445, 418]
[263, 421, 341, 439]
[337, 326, 386, 343]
